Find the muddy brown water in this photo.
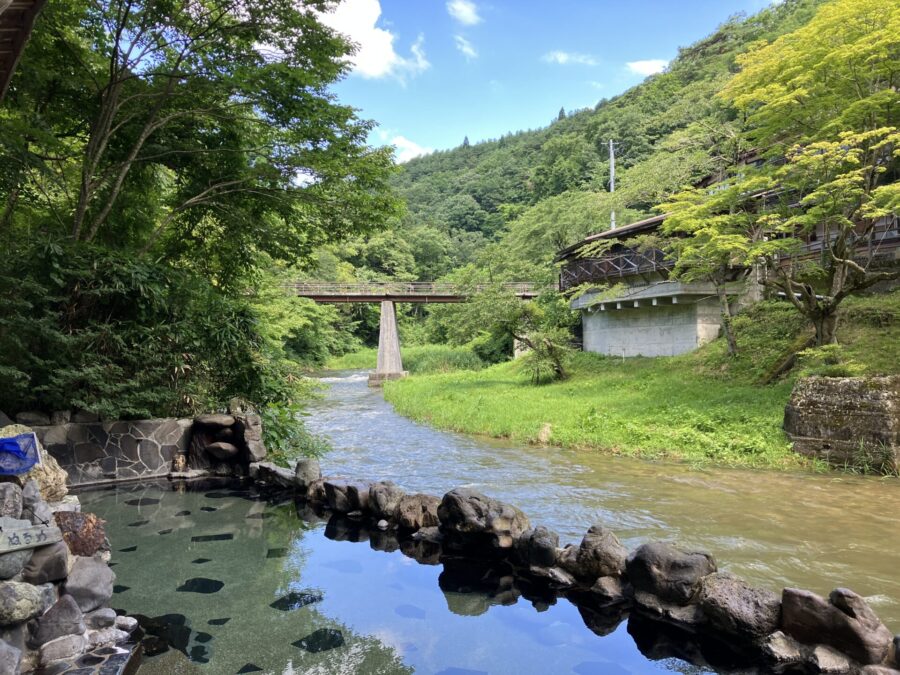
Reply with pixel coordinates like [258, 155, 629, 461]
[307, 370, 900, 627]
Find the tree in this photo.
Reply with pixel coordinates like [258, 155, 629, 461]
[557, 107, 566, 121]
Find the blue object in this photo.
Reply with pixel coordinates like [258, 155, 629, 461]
[0, 433, 40, 475]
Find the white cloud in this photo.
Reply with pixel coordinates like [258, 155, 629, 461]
[454, 35, 478, 60]
[446, 0, 481, 26]
[626, 59, 668, 76]
[542, 51, 597, 66]
[317, 0, 430, 81]
[390, 135, 434, 163]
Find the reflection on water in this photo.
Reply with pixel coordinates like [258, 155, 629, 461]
[307, 370, 900, 627]
[81, 481, 719, 674]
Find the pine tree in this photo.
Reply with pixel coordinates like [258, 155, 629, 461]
[462, 136, 470, 148]
[557, 107, 566, 121]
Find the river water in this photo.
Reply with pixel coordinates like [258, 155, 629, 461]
[306, 371, 900, 626]
[80, 369, 900, 673]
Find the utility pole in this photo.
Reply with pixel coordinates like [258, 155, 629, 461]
[609, 139, 616, 230]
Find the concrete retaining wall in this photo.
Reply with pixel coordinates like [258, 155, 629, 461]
[32, 419, 191, 485]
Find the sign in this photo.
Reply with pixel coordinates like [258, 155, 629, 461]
[0, 524, 62, 553]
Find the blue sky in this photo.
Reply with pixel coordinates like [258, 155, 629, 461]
[319, 0, 778, 161]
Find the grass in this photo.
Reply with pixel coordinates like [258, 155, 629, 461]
[381, 291, 899, 471]
[326, 344, 485, 374]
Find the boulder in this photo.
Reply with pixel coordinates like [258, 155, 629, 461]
[625, 542, 716, 606]
[395, 493, 440, 532]
[0, 517, 34, 579]
[781, 587, 893, 665]
[234, 413, 266, 462]
[15, 412, 49, 426]
[249, 462, 294, 490]
[515, 526, 559, 568]
[305, 478, 327, 504]
[54, 511, 107, 557]
[346, 482, 371, 512]
[21, 542, 67, 586]
[810, 644, 853, 674]
[0, 582, 44, 626]
[527, 564, 577, 588]
[205, 442, 240, 461]
[437, 488, 530, 553]
[574, 524, 627, 579]
[0, 484, 22, 519]
[85, 607, 117, 629]
[369, 481, 405, 519]
[294, 459, 322, 493]
[49, 411, 71, 426]
[0, 638, 21, 675]
[31, 595, 85, 647]
[697, 572, 781, 640]
[762, 631, 805, 668]
[71, 410, 99, 423]
[591, 575, 627, 604]
[194, 414, 235, 429]
[39, 633, 85, 665]
[115, 615, 138, 633]
[860, 667, 900, 675]
[632, 589, 706, 626]
[0, 426, 70, 502]
[64, 555, 114, 612]
[86, 626, 129, 647]
[0, 411, 11, 428]
[324, 481, 371, 513]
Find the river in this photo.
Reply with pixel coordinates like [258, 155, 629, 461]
[307, 370, 900, 626]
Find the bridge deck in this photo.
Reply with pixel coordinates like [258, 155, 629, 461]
[288, 282, 539, 303]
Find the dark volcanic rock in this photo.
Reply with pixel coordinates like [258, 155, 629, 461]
[22, 541, 68, 585]
[31, 595, 85, 647]
[437, 488, 530, 553]
[574, 524, 627, 580]
[205, 442, 240, 461]
[194, 414, 235, 429]
[324, 481, 371, 513]
[54, 511, 108, 557]
[515, 526, 559, 568]
[781, 587, 893, 665]
[293, 628, 344, 653]
[626, 542, 716, 606]
[64, 555, 115, 612]
[395, 493, 440, 532]
[369, 481, 405, 519]
[294, 459, 322, 494]
[697, 572, 781, 640]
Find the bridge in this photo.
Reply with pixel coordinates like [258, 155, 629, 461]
[292, 281, 540, 386]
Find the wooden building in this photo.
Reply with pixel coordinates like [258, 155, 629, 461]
[0, 0, 46, 101]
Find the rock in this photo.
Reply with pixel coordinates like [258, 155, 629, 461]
[194, 414, 235, 429]
[0, 411, 11, 428]
[54, 511, 107, 557]
[49, 411, 70, 426]
[234, 413, 266, 462]
[860, 667, 900, 675]
[294, 459, 321, 492]
[516, 526, 559, 568]
[625, 542, 716, 606]
[782, 587, 893, 666]
[376, 519, 389, 531]
[574, 524, 627, 579]
[810, 644, 853, 674]
[64, 555, 114, 612]
[39, 633, 85, 665]
[591, 576, 627, 604]
[205, 442, 240, 461]
[249, 462, 294, 490]
[0, 425, 68, 502]
[437, 488, 530, 553]
[762, 631, 805, 667]
[369, 481, 405, 519]
[0, 484, 22, 519]
[0, 581, 44, 625]
[31, 595, 85, 647]
[0, 638, 21, 675]
[86, 626, 130, 647]
[396, 493, 440, 532]
[85, 607, 117, 629]
[15, 412, 49, 426]
[633, 589, 705, 625]
[0, 517, 33, 580]
[115, 615, 138, 633]
[346, 482, 371, 512]
[895, 635, 900, 668]
[527, 565, 577, 587]
[71, 410, 99, 423]
[697, 572, 780, 640]
[324, 481, 352, 513]
[412, 526, 443, 544]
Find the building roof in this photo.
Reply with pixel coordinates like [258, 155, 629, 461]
[555, 213, 667, 262]
[0, 0, 46, 101]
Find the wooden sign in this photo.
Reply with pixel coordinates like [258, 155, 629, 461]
[0, 524, 62, 553]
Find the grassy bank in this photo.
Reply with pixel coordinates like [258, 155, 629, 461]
[326, 344, 485, 374]
[382, 293, 899, 470]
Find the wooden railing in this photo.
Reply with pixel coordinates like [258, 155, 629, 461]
[560, 248, 671, 292]
[287, 282, 540, 301]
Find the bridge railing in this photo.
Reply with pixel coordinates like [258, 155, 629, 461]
[287, 282, 540, 297]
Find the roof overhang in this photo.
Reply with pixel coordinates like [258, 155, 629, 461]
[555, 213, 667, 262]
[0, 0, 47, 101]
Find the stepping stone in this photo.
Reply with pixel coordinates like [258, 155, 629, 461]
[125, 498, 160, 506]
[119, 546, 137, 552]
[266, 548, 288, 559]
[293, 628, 344, 653]
[128, 520, 149, 527]
[238, 665, 264, 674]
[175, 510, 191, 516]
[208, 617, 230, 626]
[270, 590, 323, 611]
[191, 533, 233, 542]
[192, 558, 212, 564]
[176, 578, 224, 594]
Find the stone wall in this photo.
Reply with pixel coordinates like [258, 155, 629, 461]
[784, 376, 900, 473]
[32, 419, 192, 485]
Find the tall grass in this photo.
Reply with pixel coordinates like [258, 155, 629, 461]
[326, 344, 485, 374]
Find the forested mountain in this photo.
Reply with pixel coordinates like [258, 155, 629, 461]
[326, 0, 826, 292]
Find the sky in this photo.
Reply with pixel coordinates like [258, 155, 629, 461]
[318, 0, 780, 162]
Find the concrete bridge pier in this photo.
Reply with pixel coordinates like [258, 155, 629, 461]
[368, 300, 408, 387]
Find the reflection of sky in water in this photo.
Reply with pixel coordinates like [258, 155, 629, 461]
[308, 371, 900, 628]
[81, 483, 702, 674]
